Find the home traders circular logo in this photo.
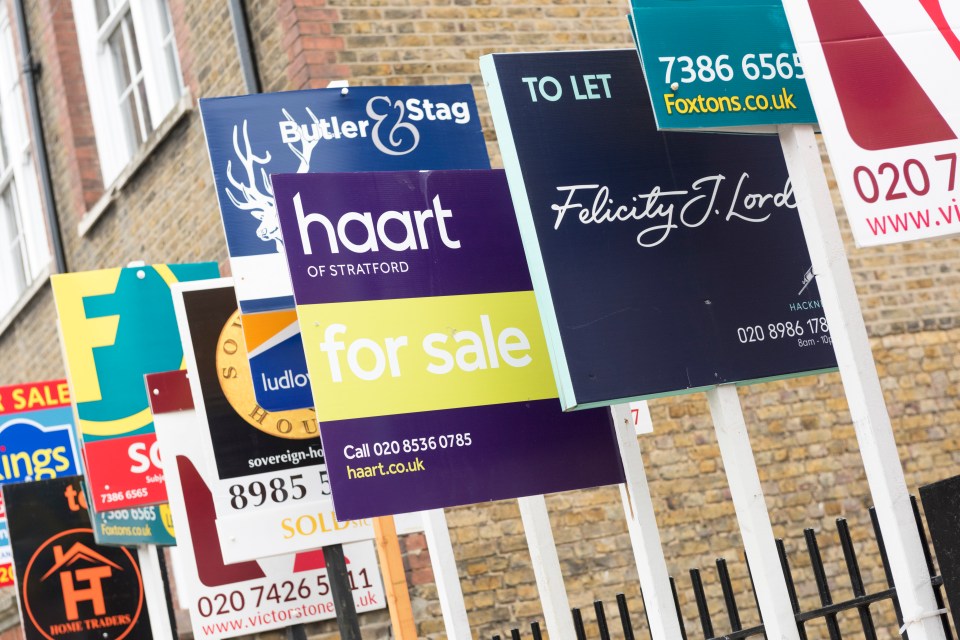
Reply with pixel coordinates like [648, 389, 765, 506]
[22, 528, 143, 640]
[216, 311, 318, 439]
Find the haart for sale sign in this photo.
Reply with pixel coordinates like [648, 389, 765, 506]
[782, 0, 960, 246]
[272, 169, 624, 520]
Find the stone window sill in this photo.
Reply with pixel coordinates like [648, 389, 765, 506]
[78, 90, 194, 237]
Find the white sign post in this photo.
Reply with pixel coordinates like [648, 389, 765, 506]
[610, 404, 685, 639]
[421, 509, 471, 639]
[518, 495, 576, 640]
[778, 123, 945, 640]
[706, 386, 801, 640]
[137, 544, 175, 640]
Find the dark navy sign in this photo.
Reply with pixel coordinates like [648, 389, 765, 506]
[481, 49, 837, 410]
[200, 85, 490, 412]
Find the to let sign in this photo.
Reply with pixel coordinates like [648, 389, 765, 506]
[481, 49, 836, 410]
[782, 0, 960, 246]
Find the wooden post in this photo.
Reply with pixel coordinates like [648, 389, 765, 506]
[421, 509, 471, 638]
[610, 404, 685, 639]
[779, 123, 945, 640]
[518, 495, 575, 640]
[707, 385, 801, 640]
[373, 515, 418, 639]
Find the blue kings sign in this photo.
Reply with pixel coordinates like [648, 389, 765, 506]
[200, 85, 491, 411]
[0, 380, 81, 587]
[0, 381, 80, 485]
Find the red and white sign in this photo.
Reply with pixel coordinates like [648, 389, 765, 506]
[84, 433, 164, 508]
[147, 371, 385, 640]
[783, 0, 960, 246]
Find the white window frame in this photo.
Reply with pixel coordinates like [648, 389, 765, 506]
[72, 0, 184, 185]
[0, 2, 51, 322]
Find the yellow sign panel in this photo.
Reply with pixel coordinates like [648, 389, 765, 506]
[298, 291, 556, 420]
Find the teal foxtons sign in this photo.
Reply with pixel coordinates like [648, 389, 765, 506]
[630, 0, 818, 130]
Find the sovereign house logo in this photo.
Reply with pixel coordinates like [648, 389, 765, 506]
[217, 310, 319, 440]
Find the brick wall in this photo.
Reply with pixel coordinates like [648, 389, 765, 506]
[0, 1, 958, 639]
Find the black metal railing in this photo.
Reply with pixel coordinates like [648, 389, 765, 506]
[493, 497, 953, 640]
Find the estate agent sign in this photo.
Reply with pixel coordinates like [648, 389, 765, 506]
[782, 0, 960, 246]
[481, 49, 836, 410]
[4, 476, 153, 640]
[273, 169, 624, 520]
[630, 0, 817, 130]
[52, 263, 218, 511]
[173, 280, 376, 562]
[148, 370, 385, 640]
[0, 380, 82, 587]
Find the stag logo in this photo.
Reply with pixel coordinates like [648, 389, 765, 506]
[225, 109, 320, 251]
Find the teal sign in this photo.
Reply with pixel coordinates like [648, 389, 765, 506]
[629, 0, 817, 129]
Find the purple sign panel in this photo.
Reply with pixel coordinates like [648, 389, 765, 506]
[273, 169, 624, 519]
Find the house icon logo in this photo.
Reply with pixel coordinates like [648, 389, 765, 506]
[41, 542, 123, 621]
[22, 528, 144, 640]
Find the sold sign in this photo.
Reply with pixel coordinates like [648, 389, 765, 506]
[783, 0, 960, 246]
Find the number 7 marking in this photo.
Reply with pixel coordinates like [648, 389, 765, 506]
[658, 57, 675, 84]
[935, 153, 957, 191]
